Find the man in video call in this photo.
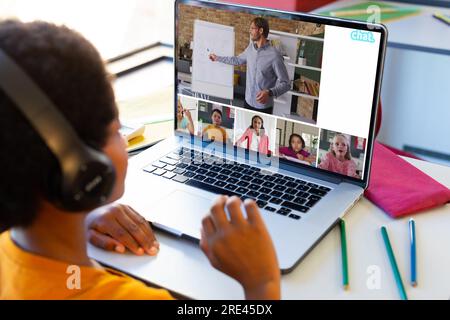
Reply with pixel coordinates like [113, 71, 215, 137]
[209, 17, 290, 115]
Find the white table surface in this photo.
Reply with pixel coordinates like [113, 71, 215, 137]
[88, 156, 450, 300]
[312, 0, 450, 55]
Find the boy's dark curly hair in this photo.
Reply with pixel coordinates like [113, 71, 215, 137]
[0, 20, 117, 231]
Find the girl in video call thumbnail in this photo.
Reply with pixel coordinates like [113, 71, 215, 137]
[201, 108, 229, 143]
[235, 114, 270, 155]
[177, 98, 195, 135]
[278, 133, 315, 165]
[318, 133, 359, 178]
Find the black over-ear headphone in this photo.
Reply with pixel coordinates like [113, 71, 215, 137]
[0, 49, 116, 212]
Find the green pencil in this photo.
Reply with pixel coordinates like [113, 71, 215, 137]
[381, 226, 408, 300]
[340, 219, 349, 290]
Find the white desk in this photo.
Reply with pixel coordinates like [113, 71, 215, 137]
[88, 156, 450, 299]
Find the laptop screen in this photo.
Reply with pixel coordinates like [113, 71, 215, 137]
[175, 0, 385, 184]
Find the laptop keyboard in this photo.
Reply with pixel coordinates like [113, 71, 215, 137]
[142, 147, 332, 220]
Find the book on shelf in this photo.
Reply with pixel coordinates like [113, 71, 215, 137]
[292, 76, 320, 97]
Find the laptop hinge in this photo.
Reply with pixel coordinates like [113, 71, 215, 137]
[276, 159, 343, 185]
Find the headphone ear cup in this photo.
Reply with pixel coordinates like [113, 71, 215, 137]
[57, 147, 116, 212]
[40, 144, 115, 212]
[41, 155, 64, 206]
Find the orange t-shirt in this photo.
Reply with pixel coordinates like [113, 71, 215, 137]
[0, 231, 174, 300]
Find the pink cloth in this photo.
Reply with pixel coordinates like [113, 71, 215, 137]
[318, 152, 358, 178]
[278, 146, 310, 158]
[365, 142, 450, 218]
[236, 127, 270, 154]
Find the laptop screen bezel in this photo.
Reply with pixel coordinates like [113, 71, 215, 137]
[174, 0, 387, 189]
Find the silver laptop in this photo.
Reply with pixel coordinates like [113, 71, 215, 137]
[121, 0, 387, 273]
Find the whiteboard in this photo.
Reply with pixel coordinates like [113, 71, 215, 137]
[192, 20, 235, 100]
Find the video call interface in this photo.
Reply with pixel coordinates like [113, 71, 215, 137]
[176, 1, 382, 180]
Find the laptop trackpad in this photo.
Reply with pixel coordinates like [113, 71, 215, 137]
[151, 189, 212, 240]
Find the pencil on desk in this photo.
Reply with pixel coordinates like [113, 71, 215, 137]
[433, 12, 450, 26]
[381, 226, 408, 300]
[409, 219, 417, 287]
[340, 219, 349, 290]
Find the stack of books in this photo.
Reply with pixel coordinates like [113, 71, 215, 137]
[293, 76, 320, 97]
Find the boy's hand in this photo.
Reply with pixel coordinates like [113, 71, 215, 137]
[86, 204, 159, 256]
[200, 196, 280, 300]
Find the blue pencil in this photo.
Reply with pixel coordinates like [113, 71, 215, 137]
[381, 226, 408, 300]
[409, 219, 417, 286]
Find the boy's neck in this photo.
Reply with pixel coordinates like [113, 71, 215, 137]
[11, 201, 93, 267]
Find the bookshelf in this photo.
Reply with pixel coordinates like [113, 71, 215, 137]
[269, 29, 324, 123]
[287, 90, 319, 101]
[287, 63, 321, 72]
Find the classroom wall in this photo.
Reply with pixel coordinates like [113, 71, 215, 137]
[177, 4, 324, 72]
[378, 47, 450, 166]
